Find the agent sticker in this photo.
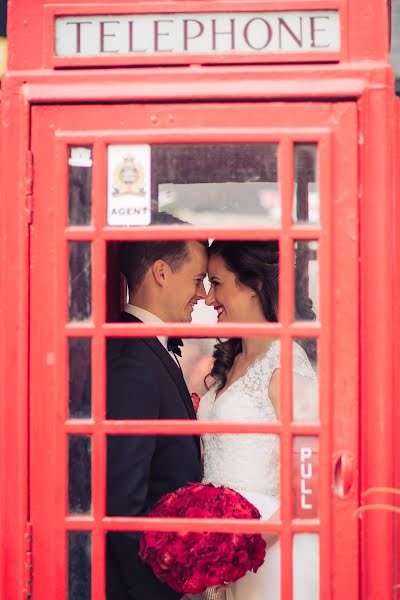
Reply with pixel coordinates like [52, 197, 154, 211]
[107, 144, 151, 226]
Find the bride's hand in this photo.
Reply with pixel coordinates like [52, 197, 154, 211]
[262, 532, 279, 548]
[262, 507, 280, 549]
[216, 585, 229, 591]
[202, 586, 230, 599]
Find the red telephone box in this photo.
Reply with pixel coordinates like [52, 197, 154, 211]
[0, 1, 398, 599]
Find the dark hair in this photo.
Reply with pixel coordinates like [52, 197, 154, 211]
[205, 240, 316, 392]
[120, 212, 208, 296]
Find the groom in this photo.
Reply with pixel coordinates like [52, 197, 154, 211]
[106, 213, 208, 600]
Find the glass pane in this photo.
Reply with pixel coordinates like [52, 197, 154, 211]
[107, 144, 279, 227]
[68, 531, 91, 600]
[68, 435, 92, 514]
[294, 240, 319, 321]
[106, 242, 125, 322]
[293, 144, 319, 224]
[152, 143, 280, 226]
[260, 535, 280, 596]
[69, 242, 92, 322]
[180, 338, 217, 398]
[107, 144, 281, 227]
[292, 338, 318, 421]
[68, 146, 93, 225]
[293, 533, 320, 599]
[292, 436, 319, 518]
[112, 238, 280, 323]
[68, 338, 91, 419]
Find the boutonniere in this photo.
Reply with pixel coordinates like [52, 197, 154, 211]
[191, 392, 200, 413]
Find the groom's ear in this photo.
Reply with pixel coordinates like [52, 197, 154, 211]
[152, 259, 168, 287]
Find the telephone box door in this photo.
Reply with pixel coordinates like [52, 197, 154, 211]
[29, 101, 359, 599]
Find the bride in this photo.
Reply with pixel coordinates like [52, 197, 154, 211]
[197, 240, 319, 600]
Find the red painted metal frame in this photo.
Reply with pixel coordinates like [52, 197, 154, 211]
[0, 64, 395, 600]
[6, 0, 390, 70]
[0, 90, 31, 600]
[393, 96, 400, 598]
[0, 1, 396, 596]
[24, 101, 358, 600]
[358, 84, 396, 600]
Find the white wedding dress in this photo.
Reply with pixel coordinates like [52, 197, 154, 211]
[197, 340, 319, 600]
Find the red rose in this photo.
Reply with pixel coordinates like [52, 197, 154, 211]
[158, 552, 175, 569]
[139, 483, 267, 594]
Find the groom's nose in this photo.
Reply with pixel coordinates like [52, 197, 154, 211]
[205, 288, 214, 306]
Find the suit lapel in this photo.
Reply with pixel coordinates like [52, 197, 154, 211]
[142, 336, 197, 420]
[120, 313, 200, 451]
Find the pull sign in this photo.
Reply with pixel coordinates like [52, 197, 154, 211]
[55, 11, 340, 58]
[107, 145, 151, 226]
[293, 436, 319, 518]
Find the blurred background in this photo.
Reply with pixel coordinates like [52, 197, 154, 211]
[392, 0, 400, 94]
[0, 0, 6, 75]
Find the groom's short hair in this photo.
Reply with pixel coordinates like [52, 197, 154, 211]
[120, 212, 207, 295]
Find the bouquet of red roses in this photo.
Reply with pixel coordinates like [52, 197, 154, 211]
[139, 482, 266, 595]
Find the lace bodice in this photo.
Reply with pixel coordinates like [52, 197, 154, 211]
[198, 341, 316, 499]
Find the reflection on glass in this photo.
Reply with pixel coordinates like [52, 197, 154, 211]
[68, 338, 91, 419]
[294, 240, 319, 321]
[69, 242, 92, 322]
[110, 238, 281, 323]
[293, 144, 319, 224]
[180, 337, 217, 397]
[106, 242, 125, 322]
[292, 338, 318, 421]
[265, 537, 280, 596]
[152, 144, 280, 226]
[293, 533, 320, 599]
[68, 532, 91, 600]
[292, 436, 319, 519]
[68, 146, 93, 225]
[68, 435, 92, 514]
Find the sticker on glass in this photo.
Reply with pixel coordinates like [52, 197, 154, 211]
[69, 147, 93, 168]
[107, 145, 151, 226]
[158, 184, 177, 209]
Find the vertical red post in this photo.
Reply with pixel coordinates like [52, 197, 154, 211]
[359, 85, 395, 600]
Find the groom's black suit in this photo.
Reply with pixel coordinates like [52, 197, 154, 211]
[106, 312, 201, 600]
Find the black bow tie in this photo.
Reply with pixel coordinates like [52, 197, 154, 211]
[167, 337, 184, 357]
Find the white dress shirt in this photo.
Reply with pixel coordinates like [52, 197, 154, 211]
[124, 304, 180, 366]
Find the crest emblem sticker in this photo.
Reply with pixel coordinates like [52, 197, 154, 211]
[107, 145, 151, 226]
[69, 147, 93, 168]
